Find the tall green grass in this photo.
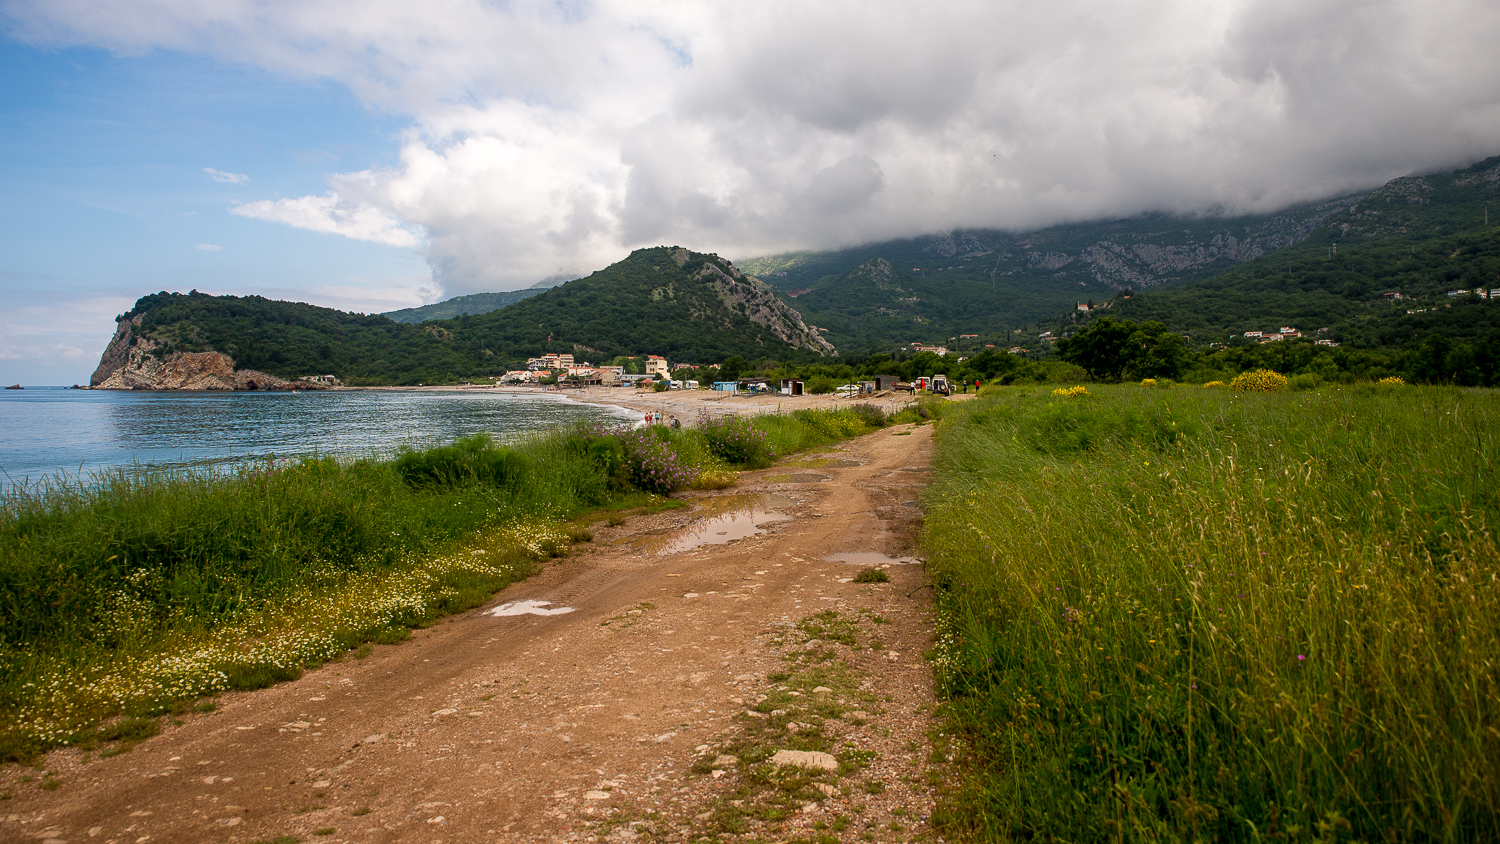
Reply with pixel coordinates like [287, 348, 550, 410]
[923, 385, 1499, 842]
[752, 405, 892, 460]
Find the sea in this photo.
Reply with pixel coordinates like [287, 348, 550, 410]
[0, 387, 638, 489]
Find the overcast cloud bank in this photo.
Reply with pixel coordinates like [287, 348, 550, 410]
[7, 0, 1500, 296]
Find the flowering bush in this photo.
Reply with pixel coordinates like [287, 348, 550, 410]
[1203, 380, 1225, 389]
[615, 427, 696, 494]
[1378, 376, 1407, 386]
[1229, 369, 1289, 392]
[1052, 385, 1089, 398]
[1139, 378, 1158, 388]
[698, 413, 774, 465]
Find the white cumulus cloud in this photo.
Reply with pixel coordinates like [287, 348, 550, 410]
[203, 167, 249, 185]
[194, 243, 223, 251]
[231, 191, 422, 248]
[7, 0, 1500, 296]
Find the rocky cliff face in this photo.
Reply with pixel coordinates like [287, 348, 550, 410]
[90, 314, 309, 391]
[679, 250, 837, 356]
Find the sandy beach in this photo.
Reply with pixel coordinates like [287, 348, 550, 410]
[365, 384, 933, 423]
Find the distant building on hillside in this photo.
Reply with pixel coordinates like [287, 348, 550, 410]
[527, 352, 575, 371]
[645, 355, 670, 376]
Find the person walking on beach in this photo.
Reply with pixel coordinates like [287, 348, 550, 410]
[669, 415, 680, 430]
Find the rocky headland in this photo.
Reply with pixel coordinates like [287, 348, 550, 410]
[89, 314, 327, 391]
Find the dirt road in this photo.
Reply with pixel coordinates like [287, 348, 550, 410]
[3, 424, 942, 843]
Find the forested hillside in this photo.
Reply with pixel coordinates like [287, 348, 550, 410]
[384, 289, 543, 324]
[383, 275, 574, 323]
[112, 247, 833, 385]
[739, 194, 1360, 351]
[453, 246, 833, 364]
[1097, 157, 1500, 342]
[742, 155, 1500, 354]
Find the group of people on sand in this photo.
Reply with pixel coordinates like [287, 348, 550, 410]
[643, 411, 681, 429]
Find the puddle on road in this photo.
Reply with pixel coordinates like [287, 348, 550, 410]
[762, 473, 829, 484]
[786, 458, 862, 469]
[639, 494, 794, 555]
[487, 600, 576, 617]
[824, 552, 921, 566]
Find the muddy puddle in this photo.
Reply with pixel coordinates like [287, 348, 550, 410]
[638, 494, 795, 555]
[823, 551, 921, 566]
[487, 600, 576, 617]
[786, 458, 862, 469]
[762, 472, 829, 484]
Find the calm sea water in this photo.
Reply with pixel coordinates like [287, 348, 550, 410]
[0, 387, 636, 486]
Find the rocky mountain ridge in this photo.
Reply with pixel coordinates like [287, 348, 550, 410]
[673, 248, 836, 355]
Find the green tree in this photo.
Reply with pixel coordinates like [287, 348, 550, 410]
[718, 355, 749, 381]
[1126, 321, 1189, 380]
[1056, 317, 1137, 380]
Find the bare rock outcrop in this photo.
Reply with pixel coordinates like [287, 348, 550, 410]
[90, 315, 306, 391]
[694, 259, 837, 355]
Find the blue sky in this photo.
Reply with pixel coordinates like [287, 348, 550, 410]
[2, 0, 1499, 385]
[0, 43, 429, 384]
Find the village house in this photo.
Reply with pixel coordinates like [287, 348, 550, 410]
[645, 355, 670, 376]
[526, 353, 575, 371]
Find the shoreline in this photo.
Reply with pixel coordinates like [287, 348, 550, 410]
[366, 383, 928, 421]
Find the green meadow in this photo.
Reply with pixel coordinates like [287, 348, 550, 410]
[0, 406, 889, 761]
[923, 384, 1498, 841]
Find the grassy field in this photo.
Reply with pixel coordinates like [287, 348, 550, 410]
[0, 406, 891, 761]
[922, 384, 1498, 842]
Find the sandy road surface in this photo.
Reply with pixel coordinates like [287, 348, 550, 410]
[3, 424, 942, 843]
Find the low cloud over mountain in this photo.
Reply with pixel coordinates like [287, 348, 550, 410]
[9, 0, 1500, 296]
